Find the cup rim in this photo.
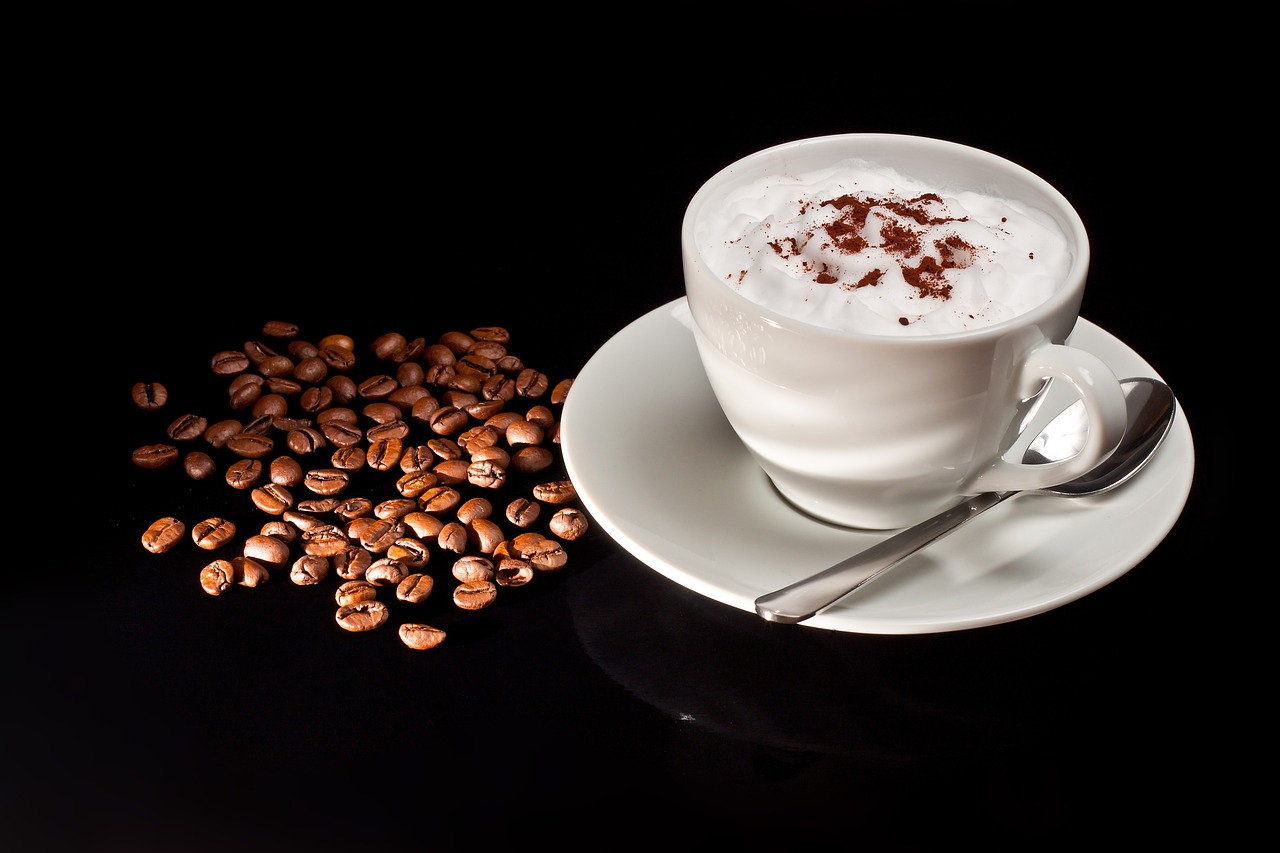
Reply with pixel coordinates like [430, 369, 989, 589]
[681, 132, 1090, 344]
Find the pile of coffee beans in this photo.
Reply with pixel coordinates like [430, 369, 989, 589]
[131, 321, 588, 650]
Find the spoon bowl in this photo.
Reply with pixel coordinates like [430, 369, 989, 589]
[755, 377, 1177, 625]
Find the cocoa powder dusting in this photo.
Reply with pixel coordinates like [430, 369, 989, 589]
[800, 191, 978, 299]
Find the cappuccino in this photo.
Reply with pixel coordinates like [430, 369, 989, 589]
[699, 158, 1070, 336]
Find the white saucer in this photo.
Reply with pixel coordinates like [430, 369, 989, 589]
[561, 298, 1195, 635]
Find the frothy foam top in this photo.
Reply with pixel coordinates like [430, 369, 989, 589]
[699, 158, 1071, 335]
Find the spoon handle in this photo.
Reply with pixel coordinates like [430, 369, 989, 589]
[754, 490, 1015, 624]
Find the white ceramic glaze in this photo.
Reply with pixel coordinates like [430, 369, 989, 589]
[682, 134, 1129, 529]
[560, 299, 1194, 635]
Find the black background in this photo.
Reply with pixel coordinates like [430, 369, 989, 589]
[11, 26, 1238, 853]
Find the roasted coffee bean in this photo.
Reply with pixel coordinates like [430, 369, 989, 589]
[334, 546, 373, 580]
[495, 354, 524, 373]
[526, 405, 555, 429]
[283, 510, 325, 532]
[302, 524, 349, 557]
[504, 419, 543, 447]
[470, 445, 510, 469]
[131, 381, 169, 410]
[432, 458, 469, 485]
[266, 377, 303, 396]
[452, 555, 494, 583]
[465, 519, 504, 554]
[373, 498, 416, 520]
[456, 497, 492, 525]
[231, 555, 269, 587]
[320, 421, 363, 447]
[371, 332, 408, 361]
[226, 432, 274, 459]
[184, 451, 217, 480]
[335, 579, 377, 606]
[286, 427, 327, 455]
[532, 479, 577, 504]
[260, 520, 297, 543]
[252, 393, 289, 419]
[272, 415, 312, 432]
[394, 470, 437, 498]
[468, 340, 507, 361]
[133, 443, 179, 469]
[426, 438, 462, 460]
[269, 456, 304, 486]
[396, 362, 425, 386]
[549, 507, 589, 540]
[437, 330, 473, 354]
[402, 511, 444, 541]
[366, 421, 410, 442]
[326, 375, 358, 404]
[470, 325, 510, 344]
[399, 623, 446, 650]
[321, 344, 357, 372]
[225, 458, 263, 489]
[428, 406, 468, 435]
[509, 446, 553, 474]
[228, 374, 264, 410]
[192, 517, 236, 550]
[242, 340, 278, 365]
[243, 533, 290, 569]
[204, 419, 242, 448]
[485, 411, 524, 432]
[333, 497, 374, 521]
[251, 483, 294, 515]
[357, 374, 398, 400]
[465, 399, 505, 420]
[550, 378, 573, 405]
[466, 459, 506, 489]
[388, 384, 432, 412]
[365, 557, 408, 587]
[515, 368, 549, 398]
[262, 320, 298, 339]
[505, 497, 540, 528]
[511, 532, 568, 572]
[419, 486, 461, 514]
[366, 438, 403, 471]
[290, 554, 330, 586]
[362, 402, 401, 425]
[142, 517, 185, 554]
[317, 406, 358, 425]
[293, 356, 328, 384]
[240, 413, 275, 435]
[318, 333, 355, 351]
[495, 557, 534, 588]
[408, 396, 442, 427]
[211, 350, 251, 375]
[453, 580, 497, 610]
[481, 374, 516, 402]
[456, 353, 496, 378]
[458, 425, 500, 453]
[424, 343, 455, 366]
[359, 518, 403, 553]
[200, 559, 235, 595]
[303, 468, 350, 496]
[258, 355, 295, 378]
[300, 385, 334, 413]
[335, 600, 389, 632]
[297, 497, 341, 513]
[387, 537, 429, 569]
[288, 340, 319, 360]
[437, 521, 468, 554]
[331, 446, 367, 471]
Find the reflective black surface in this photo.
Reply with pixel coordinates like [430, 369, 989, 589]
[10, 56, 1233, 851]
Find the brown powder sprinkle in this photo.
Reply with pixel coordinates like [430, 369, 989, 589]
[762, 190, 982, 300]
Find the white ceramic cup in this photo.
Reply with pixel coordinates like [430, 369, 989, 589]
[682, 133, 1128, 530]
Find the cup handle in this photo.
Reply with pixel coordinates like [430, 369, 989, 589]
[966, 343, 1129, 494]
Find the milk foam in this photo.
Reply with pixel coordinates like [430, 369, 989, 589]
[699, 159, 1071, 335]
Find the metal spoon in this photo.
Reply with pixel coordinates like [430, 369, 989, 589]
[754, 377, 1177, 625]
